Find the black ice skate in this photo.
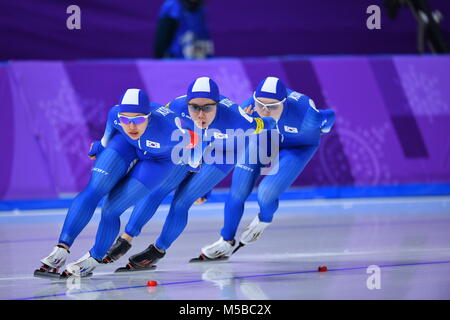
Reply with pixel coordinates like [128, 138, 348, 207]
[114, 244, 165, 273]
[102, 237, 132, 264]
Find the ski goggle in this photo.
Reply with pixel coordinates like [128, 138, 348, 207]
[253, 93, 286, 110]
[188, 103, 217, 113]
[118, 113, 150, 125]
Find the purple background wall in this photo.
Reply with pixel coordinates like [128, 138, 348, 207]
[1, 55, 449, 200]
[1, 0, 450, 60]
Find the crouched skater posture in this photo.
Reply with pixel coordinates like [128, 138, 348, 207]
[34, 88, 194, 278]
[100, 76, 277, 273]
[192, 76, 336, 261]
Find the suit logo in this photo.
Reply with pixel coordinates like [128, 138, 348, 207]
[213, 132, 228, 139]
[155, 107, 173, 116]
[284, 125, 298, 133]
[288, 91, 303, 101]
[92, 167, 109, 175]
[219, 98, 235, 107]
[146, 140, 161, 148]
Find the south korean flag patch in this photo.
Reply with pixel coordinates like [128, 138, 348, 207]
[284, 125, 298, 133]
[213, 132, 228, 139]
[146, 140, 161, 148]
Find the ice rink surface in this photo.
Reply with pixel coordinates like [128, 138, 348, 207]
[1, 195, 449, 300]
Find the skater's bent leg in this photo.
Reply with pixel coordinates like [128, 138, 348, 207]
[155, 164, 229, 251]
[124, 165, 189, 238]
[257, 146, 318, 222]
[220, 164, 260, 241]
[89, 176, 149, 260]
[90, 159, 181, 260]
[58, 143, 136, 247]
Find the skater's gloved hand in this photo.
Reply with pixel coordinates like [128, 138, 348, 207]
[243, 104, 255, 115]
[320, 109, 335, 134]
[88, 141, 105, 160]
[194, 190, 211, 205]
[194, 198, 207, 205]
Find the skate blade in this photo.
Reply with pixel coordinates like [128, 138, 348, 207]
[189, 254, 229, 263]
[33, 269, 61, 279]
[114, 264, 157, 273]
[232, 242, 245, 254]
[102, 257, 114, 264]
[60, 271, 93, 279]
